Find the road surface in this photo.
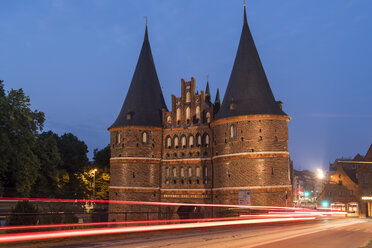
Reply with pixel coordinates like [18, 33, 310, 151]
[63, 217, 372, 248]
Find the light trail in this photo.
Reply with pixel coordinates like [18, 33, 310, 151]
[0, 217, 315, 243]
[0, 197, 308, 211]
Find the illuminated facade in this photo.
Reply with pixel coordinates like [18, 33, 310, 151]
[108, 6, 292, 220]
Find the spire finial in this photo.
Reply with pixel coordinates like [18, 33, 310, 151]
[206, 74, 209, 81]
[243, 1, 247, 24]
[243, 0, 246, 7]
[144, 16, 148, 26]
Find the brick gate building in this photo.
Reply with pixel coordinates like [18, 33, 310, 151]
[108, 6, 292, 220]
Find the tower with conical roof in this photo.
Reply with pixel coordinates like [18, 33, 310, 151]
[211, 4, 292, 206]
[108, 24, 167, 221]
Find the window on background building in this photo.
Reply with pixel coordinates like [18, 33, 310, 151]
[181, 136, 187, 148]
[142, 132, 148, 144]
[350, 190, 354, 196]
[230, 125, 236, 139]
[189, 135, 194, 147]
[186, 91, 191, 103]
[328, 191, 332, 196]
[186, 107, 190, 123]
[364, 176, 369, 184]
[196, 106, 200, 120]
[338, 191, 342, 196]
[174, 136, 179, 148]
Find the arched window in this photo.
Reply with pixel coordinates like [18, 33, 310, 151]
[142, 132, 148, 144]
[203, 166, 208, 178]
[166, 136, 172, 148]
[206, 112, 211, 123]
[167, 116, 171, 125]
[188, 167, 192, 177]
[116, 132, 120, 145]
[196, 133, 202, 147]
[173, 167, 177, 178]
[259, 136, 263, 141]
[203, 133, 210, 147]
[165, 167, 170, 178]
[186, 107, 190, 123]
[196, 167, 201, 178]
[230, 125, 236, 139]
[181, 135, 187, 148]
[196, 106, 200, 120]
[174, 136, 179, 148]
[186, 91, 191, 103]
[189, 135, 194, 147]
[176, 108, 181, 124]
[180, 167, 185, 178]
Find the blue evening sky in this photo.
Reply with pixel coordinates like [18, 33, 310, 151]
[1, 0, 371, 171]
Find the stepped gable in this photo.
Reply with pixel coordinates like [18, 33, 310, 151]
[364, 145, 372, 161]
[111, 26, 167, 128]
[216, 6, 286, 119]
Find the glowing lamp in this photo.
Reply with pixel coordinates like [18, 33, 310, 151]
[304, 191, 310, 197]
[321, 201, 329, 207]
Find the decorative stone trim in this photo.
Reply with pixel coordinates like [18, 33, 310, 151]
[111, 157, 161, 161]
[108, 126, 162, 132]
[210, 114, 291, 127]
[212, 185, 292, 191]
[212, 151, 289, 160]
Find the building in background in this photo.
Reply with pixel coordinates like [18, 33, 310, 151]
[318, 145, 372, 217]
[108, 6, 292, 220]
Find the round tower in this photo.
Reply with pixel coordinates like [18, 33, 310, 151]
[211, 6, 292, 206]
[108, 25, 167, 220]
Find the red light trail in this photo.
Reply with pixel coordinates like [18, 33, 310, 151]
[0, 217, 315, 243]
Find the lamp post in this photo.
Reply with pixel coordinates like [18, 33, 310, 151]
[92, 168, 97, 200]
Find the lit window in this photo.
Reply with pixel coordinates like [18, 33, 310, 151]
[206, 112, 211, 123]
[167, 116, 171, 125]
[174, 136, 179, 148]
[142, 132, 148, 144]
[116, 132, 120, 145]
[230, 125, 236, 139]
[188, 167, 192, 177]
[176, 108, 181, 124]
[166, 136, 172, 148]
[196, 106, 200, 120]
[181, 136, 187, 148]
[196, 167, 201, 178]
[173, 167, 177, 178]
[165, 167, 170, 178]
[180, 167, 185, 178]
[186, 91, 191, 103]
[196, 134, 201, 147]
[205, 134, 210, 146]
[189, 136, 194, 147]
[186, 107, 190, 123]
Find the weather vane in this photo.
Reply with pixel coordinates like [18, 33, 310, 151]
[244, 0, 246, 7]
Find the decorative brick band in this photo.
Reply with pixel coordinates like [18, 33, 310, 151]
[162, 158, 212, 162]
[108, 126, 162, 132]
[110, 157, 161, 164]
[213, 184, 292, 191]
[210, 114, 291, 127]
[109, 186, 160, 193]
[164, 124, 209, 131]
[212, 151, 289, 160]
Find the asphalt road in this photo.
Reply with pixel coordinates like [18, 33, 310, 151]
[65, 217, 372, 248]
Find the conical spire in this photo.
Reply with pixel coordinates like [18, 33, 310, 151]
[111, 25, 168, 128]
[205, 81, 211, 104]
[215, 88, 221, 104]
[216, 5, 286, 119]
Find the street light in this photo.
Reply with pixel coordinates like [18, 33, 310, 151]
[317, 168, 325, 179]
[92, 168, 98, 200]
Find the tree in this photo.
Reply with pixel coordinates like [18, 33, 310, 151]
[57, 133, 89, 198]
[0, 80, 45, 196]
[7, 201, 39, 226]
[93, 145, 110, 170]
[31, 131, 63, 198]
